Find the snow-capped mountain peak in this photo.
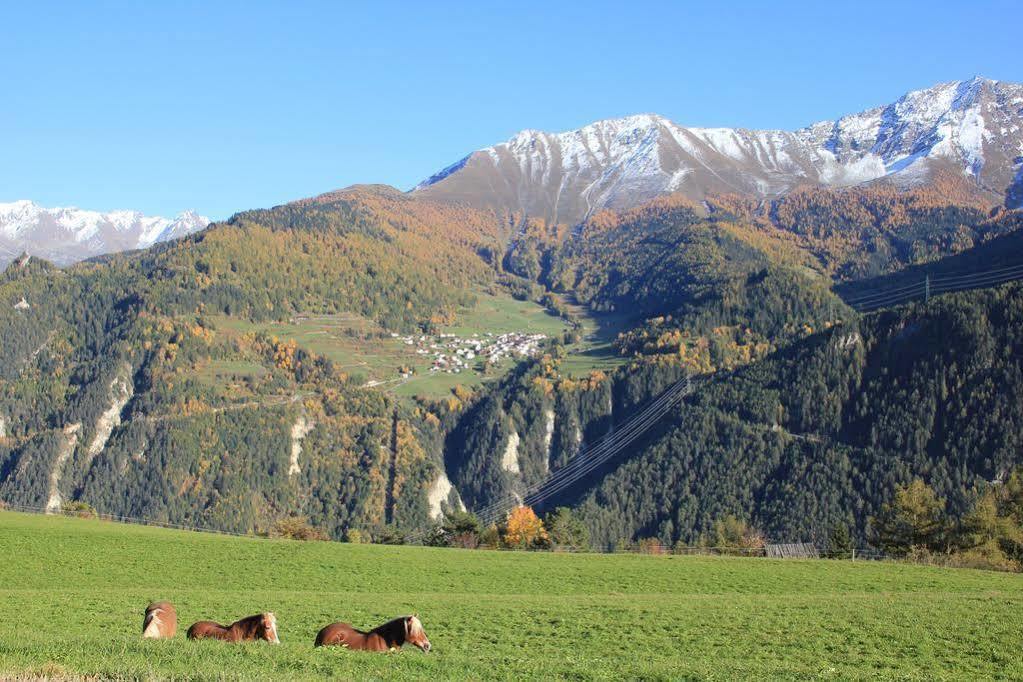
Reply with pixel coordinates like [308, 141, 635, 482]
[415, 77, 1023, 224]
[0, 201, 210, 266]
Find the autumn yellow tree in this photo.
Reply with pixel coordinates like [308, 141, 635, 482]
[501, 505, 549, 549]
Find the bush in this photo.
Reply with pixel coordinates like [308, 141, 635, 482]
[372, 525, 406, 545]
[698, 515, 766, 556]
[546, 507, 590, 551]
[478, 524, 501, 549]
[63, 501, 97, 519]
[870, 479, 946, 557]
[636, 538, 667, 555]
[270, 516, 328, 541]
[827, 524, 853, 559]
[344, 528, 369, 544]
[501, 506, 549, 550]
[425, 509, 483, 548]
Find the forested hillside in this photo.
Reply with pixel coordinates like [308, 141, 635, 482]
[706, 174, 1013, 280]
[2, 178, 1022, 551]
[573, 283, 1023, 547]
[429, 191, 1023, 549]
[0, 188, 512, 537]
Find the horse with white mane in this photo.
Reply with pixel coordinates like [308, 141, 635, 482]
[314, 615, 431, 652]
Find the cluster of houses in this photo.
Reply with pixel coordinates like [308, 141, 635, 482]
[391, 331, 548, 375]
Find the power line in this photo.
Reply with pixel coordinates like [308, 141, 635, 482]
[433, 258, 1023, 536]
[472, 377, 692, 526]
[841, 260, 1023, 312]
[407, 375, 693, 540]
[842, 280, 926, 305]
[930, 262, 1023, 284]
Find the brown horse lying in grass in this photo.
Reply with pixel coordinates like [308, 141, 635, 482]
[315, 615, 431, 652]
[142, 601, 177, 639]
[187, 613, 279, 643]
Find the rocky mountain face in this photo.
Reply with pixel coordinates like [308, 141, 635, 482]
[0, 200, 209, 266]
[415, 77, 1023, 225]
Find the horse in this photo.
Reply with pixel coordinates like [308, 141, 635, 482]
[314, 614, 431, 652]
[186, 613, 280, 643]
[142, 601, 177, 639]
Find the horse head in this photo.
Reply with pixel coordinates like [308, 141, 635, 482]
[404, 615, 431, 652]
[261, 612, 280, 644]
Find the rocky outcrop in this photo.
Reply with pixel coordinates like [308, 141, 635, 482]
[542, 409, 555, 473]
[501, 431, 520, 474]
[82, 372, 133, 470]
[288, 414, 315, 477]
[427, 469, 464, 520]
[45, 423, 81, 513]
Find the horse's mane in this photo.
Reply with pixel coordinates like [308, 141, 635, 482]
[371, 615, 419, 641]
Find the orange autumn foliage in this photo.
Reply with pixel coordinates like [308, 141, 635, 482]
[502, 505, 549, 549]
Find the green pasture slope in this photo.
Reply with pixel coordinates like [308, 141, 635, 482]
[1, 512, 1020, 680]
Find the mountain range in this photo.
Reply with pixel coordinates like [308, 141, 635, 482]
[0, 200, 209, 266]
[6, 77, 1020, 266]
[3, 75, 1023, 555]
[415, 77, 1023, 224]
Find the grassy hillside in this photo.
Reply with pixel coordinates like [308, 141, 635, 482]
[210, 292, 577, 398]
[1, 511, 1021, 680]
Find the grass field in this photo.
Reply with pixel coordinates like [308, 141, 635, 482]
[1, 512, 1021, 680]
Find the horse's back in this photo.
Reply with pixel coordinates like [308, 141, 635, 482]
[143, 601, 177, 638]
[315, 622, 357, 647]
[187, 620, 227, 641]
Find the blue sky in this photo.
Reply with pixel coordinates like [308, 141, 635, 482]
[2, 0, 1021, 219]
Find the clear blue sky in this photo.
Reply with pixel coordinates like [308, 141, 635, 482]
[2, 0, 1021, 219]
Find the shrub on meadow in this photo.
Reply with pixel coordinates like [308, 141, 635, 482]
[270, 516, 328, 541]
[63, 501, 97, 519]
[344, 528, 369, 544]
[636, 538, 667, 555]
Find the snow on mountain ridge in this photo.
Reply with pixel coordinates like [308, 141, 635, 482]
[415, 77, 1023, 224]
[0, 200, 210, 266]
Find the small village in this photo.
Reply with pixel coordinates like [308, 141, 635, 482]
[391, 330, 548, 376]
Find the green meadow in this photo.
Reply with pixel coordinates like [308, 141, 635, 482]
[0, 511, 1020, 680]
[207, 291, 628, 398]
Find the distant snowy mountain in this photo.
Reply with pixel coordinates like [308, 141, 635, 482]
[0, 201, 209, 266]
[415, 77, 1023, 224]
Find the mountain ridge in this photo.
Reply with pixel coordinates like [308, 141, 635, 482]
[415, 77, 1023, 224]
[0, 200, 210, 266]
